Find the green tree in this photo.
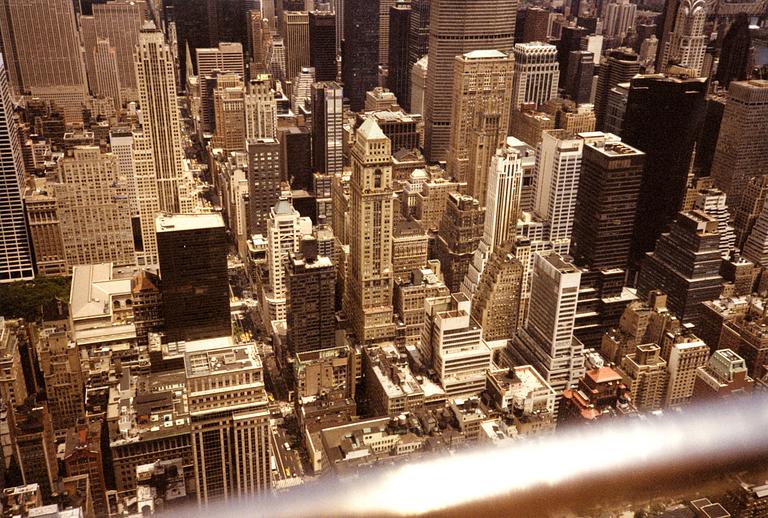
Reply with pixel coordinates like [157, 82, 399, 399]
[0, 277, 71, 322]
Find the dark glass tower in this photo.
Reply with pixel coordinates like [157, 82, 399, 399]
[157, 214, 232, 343]
[309, 10, 337, 82]
[622, 74, 707, 268]
[342, 0, 380, 111]
[565, 50, 594, 105]
[636, 210, 724, 328]
[715, 13, 752, 87]
[387, 1, 412, 109]
[571, 137, 646, 271]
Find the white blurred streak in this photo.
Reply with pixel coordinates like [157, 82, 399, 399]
[173, 395, 768, 518]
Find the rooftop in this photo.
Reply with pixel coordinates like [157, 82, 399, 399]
[155, 213, 224, 233]
[69, 264, 132, 322]
[462, 49, 508, 59]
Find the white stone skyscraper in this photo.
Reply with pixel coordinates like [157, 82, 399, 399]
[511, 252, 586, 415]
[134, 21, 193, 215]
[462, 139, 525, 298]
[603, 0, 637, 40]
[533, 130, 583, 253]
[346, 118, 396, 343]
[511, 42, 560, 111]
[661, 0, 707, 75]
[0, 55, 33, 282]
[265, 195, 312, 324]
[245, 75, 278, 140]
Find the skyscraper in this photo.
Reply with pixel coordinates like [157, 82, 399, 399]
[265, 196, 310, 323]
[186, 338, 271, 504]
[446, 50, 514, 195]
[342, 0, 379, 111]
[247, 138, 282, 235]
[245, 75, 278, 141]
[636, 211, 723, 328]
[346, 118, 396, 343]
[213, 76, 246, 153]
[660, 0, 707, 75]
[471, 243, 524, 343]
[156, 214, 232, 343]
[435, 193, 486, 293]
[79, 0, 146, 103]
[424, 0, 517, 162]
[510, 42, 560, 111]
[711, 80, 768, 211]
[622, 74, 707, 266]
[92, 39, 122, 108]
[570, 134, 645, 270]
[405, 0, 430, 111]
[135, 22, 191, 214]
[196, 42, 246, 78]
[511, 252, 586, 415]
[55, 147, 135, 269]
[594, 48, 639, 130]
[564, 51, 594, 105]
[309, 9, 337, 81]
[0, 0, 87, 120]
[714, 13, 752, 87]
[603, 0, 637, 41]
[311, 82, 344, 176]
[286, 237, 337, 354]
[387, 1, 412, 109]
[533, 130, 583, 253]
[0, 55, 33, 282]
[283, 11, 310, 81]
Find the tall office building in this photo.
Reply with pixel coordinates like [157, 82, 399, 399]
[471, 243, 524, 343]
[636, 211, 723, 328]
[213, 78, 246, 153]
[91, 39, 122, 108]
[286, 237, 336, 353]
[666, 339, 709, 407]
[311, 82, 344, 176]
[245, 76, 278, 141]
[462, 140, 525, 300]
[715, 14, 752, 87]
[711, 80, 768, 211]
[281, 126, 313, 190]
[564, 51, 594, 105]
[511, 252, 586, 414]
[80, 0, 146, 103]
[741, 196, 768, 269]
[0, 56, 33, 282]
[342, 0, 380, 112]
[424, 0, 517, 162]
[510, 42, 560, 111]
[309, 10, 337, 81]
[419, 294, 492, 396]
[12, 403, 59, 499]
[135, 22, 191, 215]
[660, 0, 707, 75]
[404, 0, 430, 111]
[0, 0, 87, 120]
[622, 74, 707, 266]
[247, 138, 282, 236]
[603, 0, 637, 40]
[55, 147, 135, 269]
[283, 11, 310, 81]
[345, 118, 396, 343]
[387, 2, 412, 109]
[265, 196, 310, 323]
[571, 134, 645, 270]
[436, 193, 486, 293]
[533, 130, 583, 252]
[521, 7, 550, 43]
[156, 214, 232, 343]
[196, 42, 246, 78]
[594, 48, 639, 130]
[186, 338, 271, 504]
[556, 27, 589, 86]
[619, 343, 668, 412]
[127, 130, 162, 266]
[446, 50, 514, 195]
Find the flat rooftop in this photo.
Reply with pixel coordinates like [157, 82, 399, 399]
[156, 213, 224, 233]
